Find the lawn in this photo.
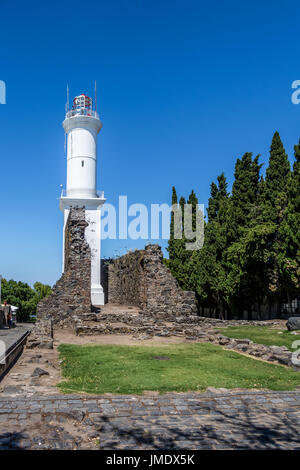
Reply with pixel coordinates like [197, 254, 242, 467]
[218, 325, 299, 351]
[58, 342, 300, 395]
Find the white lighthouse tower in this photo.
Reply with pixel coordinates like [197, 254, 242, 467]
[59, 93, 105, 305]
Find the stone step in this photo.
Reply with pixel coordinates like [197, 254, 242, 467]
[75, 324, 149, 336]
[74, 320, 205, 337]
[75, 313, 99, 322]
[75, 311, 208, 329]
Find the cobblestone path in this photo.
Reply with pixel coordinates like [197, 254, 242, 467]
[0, 390, 299, 449]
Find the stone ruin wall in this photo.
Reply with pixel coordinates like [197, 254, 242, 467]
[105, 251, 145, 307]
[106, 244, 197, 317]
[36, 208, 91, 328]
[30, 225, 197, 349]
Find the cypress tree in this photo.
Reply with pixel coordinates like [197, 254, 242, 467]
[176, 195, 191, 290]
[226, 153, 262, 316]
[167, 132, 298, 319]
[195, 174, 230, 318]
[264, 131, 290, 222]
[168, 186, 178, 261]
[207, 182, 219, 221]
[217, 173, 228, 198]
[263, 133, 290, 304]
[231, 153, 261, 230]
[278, 140, 300, 302]
[187, 189, 198, 234]
[183, 190, 200, 291]
[168, 193, 187, 288]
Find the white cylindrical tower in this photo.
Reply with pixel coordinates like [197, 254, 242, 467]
[60, 93, 106, 306]
[63, 94, 102, 198]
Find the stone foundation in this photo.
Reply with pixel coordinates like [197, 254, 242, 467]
[26, 319, 53, 350]
[106, 244, 197, 316]
[75, 311, 300, 370]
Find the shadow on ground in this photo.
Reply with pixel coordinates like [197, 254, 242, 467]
[0, 405, 299, 450]
[93, 408, 300, 450]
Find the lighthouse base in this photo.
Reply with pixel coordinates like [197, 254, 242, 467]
[60, 195, 106, 308]
[91, 285, 105, 306]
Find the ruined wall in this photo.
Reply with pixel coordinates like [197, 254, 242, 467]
[37, 208, 91, 327]
[107, 250, 145, 307]
[143, 244, 197, 316]
[107, 244, 197, 316]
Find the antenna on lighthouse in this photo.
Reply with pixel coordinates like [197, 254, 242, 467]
[66, 84, 69, 113]
[95, 80, 97, 112]
[64, 84, 69, 154]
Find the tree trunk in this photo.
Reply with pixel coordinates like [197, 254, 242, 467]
[219, 302, 224, 320]
[257, 303, 261, 321]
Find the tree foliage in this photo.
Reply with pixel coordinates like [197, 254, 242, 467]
[168, 132, 300, 319]
[1, 278, 52, 322]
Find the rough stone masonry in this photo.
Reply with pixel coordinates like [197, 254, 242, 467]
[28, 208, 92, 348]
[30, 212, 197, 349]
[106, 244, 197, 317]
[37, 207, 91, 327]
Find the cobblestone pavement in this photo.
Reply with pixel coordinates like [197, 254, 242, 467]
[0, 390, 299, 449]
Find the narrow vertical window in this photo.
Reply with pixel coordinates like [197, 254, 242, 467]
[81, 160, 84, 167]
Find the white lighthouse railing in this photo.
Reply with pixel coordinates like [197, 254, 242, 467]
[66, 109, 100, 119]
[60, 188, 104, 199]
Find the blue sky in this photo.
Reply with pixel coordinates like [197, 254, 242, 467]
[0, 0, 299, 286]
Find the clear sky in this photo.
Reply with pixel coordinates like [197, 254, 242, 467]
[0, 0, 300, 286]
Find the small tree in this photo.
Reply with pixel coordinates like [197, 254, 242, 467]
[1, 278, 52, 322]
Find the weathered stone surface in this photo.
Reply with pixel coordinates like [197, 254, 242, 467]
[26, 354, 42, 363]
[235, 339, 252, 345]
[27, 208, 92, 349]
[106, 244, 197, 317]
[76, 313, 98, 322]
[2, 385, 23, 394]
[0, 391, 300, 449]
[287, 317, 300, 331]
[26, 318, 53, 350]
[37, 208, 91, 327]
[31, 368, 50, 378]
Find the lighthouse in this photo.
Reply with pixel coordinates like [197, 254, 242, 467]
[59, 93, 105, 305]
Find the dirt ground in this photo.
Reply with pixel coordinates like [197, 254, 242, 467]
[0, 329, 193, 396]
[54, 329, 187, 346]
[0, 322, 296, 397]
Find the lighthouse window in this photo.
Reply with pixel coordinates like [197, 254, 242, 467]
[81, 160, 84, 167]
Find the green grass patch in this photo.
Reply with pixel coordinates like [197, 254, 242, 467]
[218, 326, 299, 351]
[57, 342, 300, 395]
